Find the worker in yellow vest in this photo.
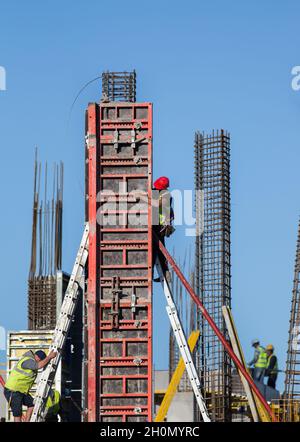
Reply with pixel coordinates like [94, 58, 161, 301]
[265, 344, 278, 389]
[248, 339, 268, 382]
[4, 349, 56, 422]
[44, 389, 66, 422]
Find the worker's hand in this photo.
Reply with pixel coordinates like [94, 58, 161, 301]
[48, 350, 57, 360]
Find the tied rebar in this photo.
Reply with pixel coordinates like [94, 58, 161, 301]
[28, 150, 64, 330]
[194, 130, 232, 422]
[284, 218, 300, 418]
[101, 71, 136, 102]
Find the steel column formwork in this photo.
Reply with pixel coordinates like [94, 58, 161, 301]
[194, 130, 232, 422]
[86, 78, 153, 421]
[285, 219, 300, 408]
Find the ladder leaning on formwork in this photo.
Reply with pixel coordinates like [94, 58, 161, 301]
[30, 224, 89, 422]
[155, 258, 211, 422]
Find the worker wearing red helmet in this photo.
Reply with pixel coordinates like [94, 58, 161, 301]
[152, 176, 175, 282]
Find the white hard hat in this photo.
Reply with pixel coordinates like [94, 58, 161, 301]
[251, 339, 259, 346]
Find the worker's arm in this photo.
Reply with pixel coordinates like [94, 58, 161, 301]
[248, 350, 259, 367]
[37, 351, 57, 370]
[21, 351, 56, 372]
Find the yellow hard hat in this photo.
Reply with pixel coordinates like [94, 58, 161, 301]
[266, 344, 274, 351]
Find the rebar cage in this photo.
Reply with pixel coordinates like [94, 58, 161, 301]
[194, 129, 232, 422]
[285, 219, 300, 413]
[102, 71, 136, 103]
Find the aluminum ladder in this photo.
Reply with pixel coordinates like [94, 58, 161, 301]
[155, 258, 211, 422]
[30, 224, 89, 422]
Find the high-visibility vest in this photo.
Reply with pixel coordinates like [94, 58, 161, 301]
[5, 354, 37, 394]
[254, 346, 268, 369]
[159, 190, 173, 225]
[267, 354, 278, 376]
[46, 390, 61, 416]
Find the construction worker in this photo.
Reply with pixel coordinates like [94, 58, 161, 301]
[265, 344, 278, 389]
[44, 389, 66, 422]
[4, 349, 56, 422]
[248, 339, 268, 382]
[152, 176, 175, 282]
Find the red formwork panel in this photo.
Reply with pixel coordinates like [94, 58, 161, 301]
[86, 102, 153, 422]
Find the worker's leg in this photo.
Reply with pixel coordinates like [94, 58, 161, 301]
[258, 368, 265, 382]
[24, 407, 34, 422]
[152, 226, 160, 279]
[4, 389, 23, 422]
[157, 233, 169, 274]
[252, 368, 258, 380]
[253, 368, 264, 382]
[152, 226, 169, 280]
[267, 376, 276, 389]
[23, 394, 34, 422]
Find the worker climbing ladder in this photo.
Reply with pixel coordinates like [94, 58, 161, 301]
[30, 224, 89, 422]
[155, 258, 211, 422]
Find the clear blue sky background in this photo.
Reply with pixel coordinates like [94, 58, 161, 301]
[0, 1, 300, 392]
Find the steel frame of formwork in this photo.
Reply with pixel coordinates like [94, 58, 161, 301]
[194, 129, 232, 422]
[285, 219, 300, 408]
[86, 98, 153, 422]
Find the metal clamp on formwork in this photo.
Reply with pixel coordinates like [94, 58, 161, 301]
[110, 124, 147, 155]
[113, 129, 119, 152]
[108, 276, 122, 329]
[131, 287, 137, 319]
[133, 358, 143, 366]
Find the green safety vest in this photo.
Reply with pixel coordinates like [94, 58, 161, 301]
[254, 346, 268, 369]
[46, 390, 61, 416]
[5, 354, 37, 394]
[267, 354, 278, 375]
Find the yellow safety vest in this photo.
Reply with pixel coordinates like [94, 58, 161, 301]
[46, 390, 61, 416]
[159, 190, 172, 226]
[255, 346, 268, 369]
[267, 354, 278, 375]
[5, 355, 37, 394]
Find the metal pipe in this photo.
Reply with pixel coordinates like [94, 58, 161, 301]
[158, 240, 278, 422]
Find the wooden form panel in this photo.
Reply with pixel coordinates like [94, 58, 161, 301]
[86, 102, 153, 422]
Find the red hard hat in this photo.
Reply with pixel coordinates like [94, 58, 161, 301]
[154, 176, 170, 190]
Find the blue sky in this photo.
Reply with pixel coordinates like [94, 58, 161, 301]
[0, 1, 300, 392]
